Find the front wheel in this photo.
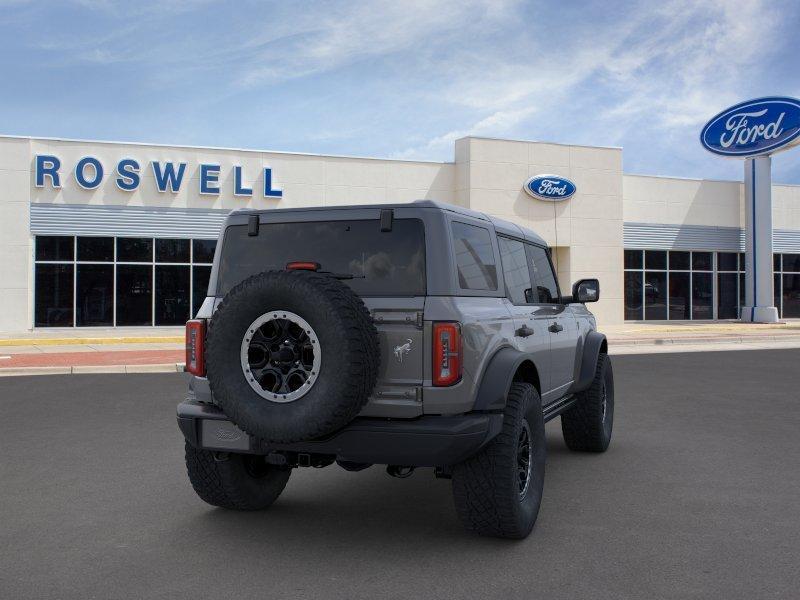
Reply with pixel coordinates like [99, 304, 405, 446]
[185, 442, 291, 510]
[561, 352, 614, 452]
[451, 382, 546, 539]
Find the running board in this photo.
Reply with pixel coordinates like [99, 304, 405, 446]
[542, 394, 578, 422]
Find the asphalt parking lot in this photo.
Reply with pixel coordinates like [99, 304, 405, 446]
[1, 349, 799, 600]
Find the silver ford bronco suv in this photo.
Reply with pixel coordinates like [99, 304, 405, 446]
[178, 200, 614, 539]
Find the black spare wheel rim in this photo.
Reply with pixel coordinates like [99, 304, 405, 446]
[241, 310, 321, 403]
[206, 269, 380, 443]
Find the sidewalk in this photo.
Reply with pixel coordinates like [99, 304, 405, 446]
[604, 321, 800, 354]
[0, 328, 184, 376]
[1, 322, 799, 376]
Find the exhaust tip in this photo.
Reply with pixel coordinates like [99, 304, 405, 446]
[386, 465, 415, 479]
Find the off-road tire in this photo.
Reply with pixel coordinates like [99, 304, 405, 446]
[205, 270, 379, 443]
[451, 382, 546, 539]
[561, 352, 614, 452]
[185, 442, 291, 510]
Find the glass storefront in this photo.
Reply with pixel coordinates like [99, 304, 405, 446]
[625, 250, 800, 320]
[34, 236, 216, 327]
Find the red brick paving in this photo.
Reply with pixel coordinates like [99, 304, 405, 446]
[0, 349, 184, 368]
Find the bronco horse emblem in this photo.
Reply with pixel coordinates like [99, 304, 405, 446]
[393, 338, 413, 363]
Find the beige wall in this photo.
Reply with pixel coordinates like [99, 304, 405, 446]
[456, 137, 624, 324]
[623, 173, 800, 231]
[0, 137, 32, 332]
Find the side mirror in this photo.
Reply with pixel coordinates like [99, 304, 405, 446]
[572, 278, 600, 303]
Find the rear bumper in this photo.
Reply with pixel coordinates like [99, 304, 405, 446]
[177, 400, 503, 467]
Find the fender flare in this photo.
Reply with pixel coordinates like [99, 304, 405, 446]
[472, 347, 532, 412]
[570, 331, 607, 393]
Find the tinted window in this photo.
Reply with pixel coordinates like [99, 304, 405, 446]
[644, 271, 667, 320]
[35, 264, 73, 326]
[624, 271, 643, 320]
[192, 239, 217, 263]
[775, 273, 781, 313]
[718, 273, 739, 319]
[217, 219, 426, 296]
[692, 252, 712, 271]
[645, 250, 666, 270]
[498, 237, 532, 304]
[76, 264, 113, 325]
[784, 274, 800, 317]
[624, 249, 642, 270]
[155, 265, 190, 325]
[668, 272, 690, 319]
[77, 237, 113, 262]
[669, 251, 689, 270]
[116, 265, 152, 325]
[36, 236, 74, 261]
[784, 254, 800, 272]
[692, 272, 713, 318]
[526, 244, 559, 303]
[718, 253, 738, 271]
[451, 222, 497, 291]
[192, 265, 212, 317]
[117, 238, 153, 262]
[156, 239, 190, 263]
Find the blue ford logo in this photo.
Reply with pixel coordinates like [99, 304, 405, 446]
[524, 175, 576, 201]
[700, 96, 800, 157]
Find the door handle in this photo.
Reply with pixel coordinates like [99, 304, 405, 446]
[515, 325, 534, 338]
[548, 322, 563, 333]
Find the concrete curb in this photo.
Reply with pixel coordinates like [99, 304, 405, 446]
[0, 363, 185, 377]
[608, 334, 800, 346]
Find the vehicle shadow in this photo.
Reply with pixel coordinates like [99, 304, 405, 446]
[173, 428, 574, 554]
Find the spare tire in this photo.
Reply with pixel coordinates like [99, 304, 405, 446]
[205, 269, 379, 443]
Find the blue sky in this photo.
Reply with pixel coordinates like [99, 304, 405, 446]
[2, 0, 799, 182]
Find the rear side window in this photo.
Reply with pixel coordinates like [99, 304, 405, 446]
[498, 237, 532, 304]
[216, 218, 426, 297]
[526, 244, 560, 303]
[451, 222, 497, 291]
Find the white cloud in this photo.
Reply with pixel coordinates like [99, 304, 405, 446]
[236, 0, 522, 87]
[396, 0, 792, 160]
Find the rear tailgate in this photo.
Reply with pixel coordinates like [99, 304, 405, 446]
[360, 297, 425, 418]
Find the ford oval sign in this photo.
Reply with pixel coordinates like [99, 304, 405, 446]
[524, 174, 576, 201]
[700, 96, 800, 157]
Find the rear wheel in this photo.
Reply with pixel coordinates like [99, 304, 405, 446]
[451, 382, 546, 539]
[185, 442, 291, 510]
[561, 353, 614, 452]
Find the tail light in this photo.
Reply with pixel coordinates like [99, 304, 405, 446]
[433, 322, 462, 386]
[185, 319, 206, 376]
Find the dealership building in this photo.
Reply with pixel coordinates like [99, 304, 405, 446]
[0, 134, 798, 333]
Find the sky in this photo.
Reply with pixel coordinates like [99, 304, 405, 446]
[1, 0, 799, 183]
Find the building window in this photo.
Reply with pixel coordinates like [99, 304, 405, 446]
[717, 252, 740, 319]
[624, 249, 747, 321]
[34, 235, 216, 327]
[778, 253, 800, 318]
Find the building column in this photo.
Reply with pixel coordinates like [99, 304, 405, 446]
[742, 156, 779, 323]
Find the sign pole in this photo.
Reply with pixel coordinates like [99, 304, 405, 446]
[741, 155, 779, 322]
[701, 96, 800, 323]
